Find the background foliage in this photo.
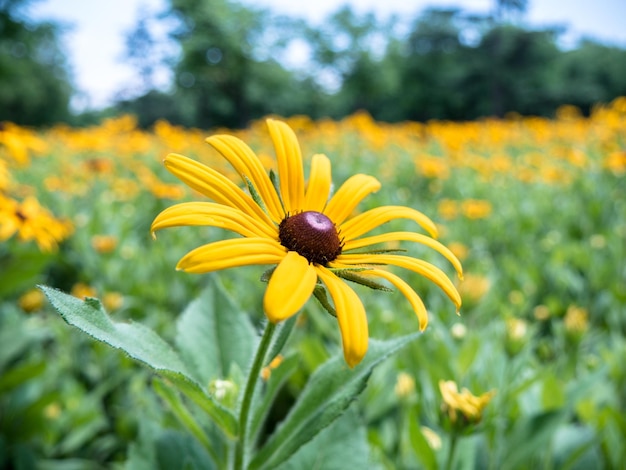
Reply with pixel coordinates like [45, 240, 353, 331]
[2, 0, 626, 127]
[1, 99, 625, 467]
[1, 0, 626, 468]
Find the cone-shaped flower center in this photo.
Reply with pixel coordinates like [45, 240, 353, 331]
[279, 211, 342, 265]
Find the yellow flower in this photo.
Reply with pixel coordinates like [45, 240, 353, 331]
[564, 305, 589, 337]
[461, 199, 492, 219]
[91, 234, 118, 254]
[71, 282, 97, 300]
[152, 119, 462, 367]
[439, 380, 495, 425]
[19, 288, 46, 313]
[0, 194, 73, 252]
[394, 371, 416, 399]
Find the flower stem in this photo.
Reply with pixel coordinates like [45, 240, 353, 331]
[445, 431, 459, 470]
[234, 321, 277, 470]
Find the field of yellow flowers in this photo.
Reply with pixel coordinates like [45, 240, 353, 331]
[1, 98, 625, 469]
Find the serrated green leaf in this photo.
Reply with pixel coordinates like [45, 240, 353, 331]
[175, 278, 257, 384]
[249, 333, 420, 470]
[40, 285, 238, 438]
[41, 285, 189, 373]
[274, 406, 374, 470]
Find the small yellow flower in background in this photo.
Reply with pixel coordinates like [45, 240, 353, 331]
[71, 282, 97, 300]
[457, 273, 490, 305]
[439, 380, 495, 427]
[394, 371, 416, 399]
[261, 355, 284, 381]
[91, 234, 118, 254]
[420, 426, 442, 451]
[533, 304, 551, 321]
[19, 288, 46, 313]
[506, 317, 529, 356]
[0, 194, 73, 252]
[437, 199, 459, 221]
[461, 199, 492, 219]
[564, 305, 589, 339]
[604, 151, 626, 175]
[447, 242, 469, 261]
[416, 155, 450, 179]
[103, 292, 124, 312]
[152, 119, 463, 367]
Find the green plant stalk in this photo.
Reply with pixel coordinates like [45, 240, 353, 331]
[234, 321, 277, 470]
[445, 431, 459, 470]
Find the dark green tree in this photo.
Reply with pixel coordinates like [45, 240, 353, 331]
[0, 0, 72, 125]
[556, 40, 626, 113]
[398, 8, 471, 121]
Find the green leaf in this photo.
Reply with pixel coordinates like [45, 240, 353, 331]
[40, 285, 238, 438]
[274, 406, 374, 470]
[175, 278, 258, 384]
[153, 378, 222, 467]
[407, 407, 437, 470]
[249, 333, 420, 470]
[501, 410, 568, 470]
[250, 354, 300, 445]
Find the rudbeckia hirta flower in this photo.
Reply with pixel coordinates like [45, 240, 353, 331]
[151, 119, 462, 367]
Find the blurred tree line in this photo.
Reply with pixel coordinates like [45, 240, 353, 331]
[3, 0, 626, 127]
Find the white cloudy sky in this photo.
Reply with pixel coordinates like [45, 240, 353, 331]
[29, 0, 626, 110]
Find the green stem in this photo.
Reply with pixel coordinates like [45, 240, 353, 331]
[234, 321, 277, 470]
[445, 431, 459, 470]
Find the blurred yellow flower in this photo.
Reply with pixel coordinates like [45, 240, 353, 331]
[420, 426, 442, 451]
[19, 288, 46, 313]
[103, 292, 124, 311]
[152, 119, 462, 367]
[437, 199, 459, 220]
[461, 199, 492, 219]
[457, 273, 490, 304]
[447, 242, 469, 261]
[71, 282, 97, 300]
[91, 234, 118, 254]
[394, 371, 416, 399]
[0, 194, 73, 252]
[439, 380, 495, 425]
[564, 305, 589, 337]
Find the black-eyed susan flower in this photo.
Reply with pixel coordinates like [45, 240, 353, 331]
[0, 194, 73, 252]
[151, 119, 462, 367]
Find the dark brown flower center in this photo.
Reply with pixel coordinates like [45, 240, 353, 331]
[278, 211, 342, 265]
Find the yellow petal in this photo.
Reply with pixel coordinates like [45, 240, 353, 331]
[361, 269, 429, 330]
[316, 266, 369, 368]
[343, 231, 463, 279]
[266, 119, 304, 213]
[264, 251, 317, 323]
[335, 254, 461, 311]
[163, 153, 274, 228]
[206, 134, 285, 222]
[303, 154, 332, 212]
[324, 174, 381, 226]
[151, 202, 278, 239]
[177, 238, 286, 273]
[339, 206, 438, 240]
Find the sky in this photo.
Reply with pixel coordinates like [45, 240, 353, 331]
[29, 0, 626, 111]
